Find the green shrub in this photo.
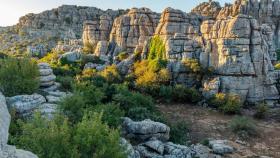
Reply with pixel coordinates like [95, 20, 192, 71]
[73, 82, 105, 105]
[229, 116, 257, 139]
[91, 103, 125, 128]
[148, 35, 166, 61]
[59, 82, 105, 123]
[0, 58, 39, 96]
[100, 65, 122, 83]
[74, 112, 126, 158]
[208, 93, 241, 114]
[254, 103, 268, 119]
[159, 85, 173, 102]
[56, 76, 74, 91]
[127, 107, 164, 122]
[16, 113, 79, 158]
[58, 93, 87, 123]
[171, 85, 202, 103]
[134, 59, 170, 90]
[170, 121, 190, 145]
[113, 85, 155, 113]
[14, 112, 126, 158]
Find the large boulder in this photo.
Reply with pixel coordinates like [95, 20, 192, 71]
[60, 51, 82, 63]
[122, 117, 170, 141]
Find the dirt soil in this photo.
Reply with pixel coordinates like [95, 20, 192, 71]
[158, 103, 280, 158]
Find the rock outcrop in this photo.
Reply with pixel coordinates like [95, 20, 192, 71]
[109, 8, 160, 55]
[121, 118, 225, 158]
[122, 117, 170, 141]
[0, 92, 38, 158]
[200, 15, 280, 105]
[6, 94, 46, 115]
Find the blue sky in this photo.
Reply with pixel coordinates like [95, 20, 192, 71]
[0, 0, 232, 26]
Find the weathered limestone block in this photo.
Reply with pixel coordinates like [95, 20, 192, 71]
[6, 94, 46, 114]
[122, 117, 170, 141]
[38, 63, 57, 88]
[120, 138, 140, 158]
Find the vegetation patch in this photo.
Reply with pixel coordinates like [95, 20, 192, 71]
[0, 57, 39, 96]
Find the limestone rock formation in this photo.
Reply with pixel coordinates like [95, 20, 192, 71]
[121, 118, 223, 158]
[54, 39, 83, 52]
[82, 15, 113, 52]
[191, 0, 222, 19]
[6, 94, 46, 115]
[109, 8, 160, 55]
[200, 15, 280, 105]
[38, 63, 59, 91]
[122, 117, 170, 141]
[209, 140, 234, 155]
[0, 92, 38, 158]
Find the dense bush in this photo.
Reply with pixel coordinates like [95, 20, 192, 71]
[91, 103, 125, 128]
[100, 65, 122, 83]
[59, 82, 104, 123]
[113, 85, 155, 113]
[74, 112, 126, 158]
[14, 112, 126, 158]
[15, 113, 79, 158]
[56, 76, 74, 91]
[229, 116, 258, 139]
[127, 107, 164, 122]
[134, 59, 170, 90]
[208, 93, 241, 114]
[170, 121, 190, 145]
[0, 58, 39, 96]
[254, 103, 268, 119]
[171, 85, 202, 103]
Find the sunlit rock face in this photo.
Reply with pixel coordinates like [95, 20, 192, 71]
[109, 8, 160, 56]
[200, 15, 279, 105]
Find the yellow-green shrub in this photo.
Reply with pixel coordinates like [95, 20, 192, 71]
[208, 93, 242, 114]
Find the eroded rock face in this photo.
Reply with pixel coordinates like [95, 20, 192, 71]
[82, 14, 113, 52]
[110, 8, 160, 55]
[200, 15, 280, 105]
